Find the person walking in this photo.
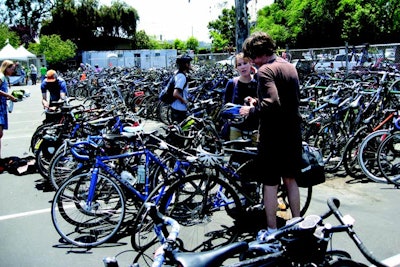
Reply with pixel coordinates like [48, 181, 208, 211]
[223, 52, 258, 141]
[0, 60, 19, 158]
[30, 64, 37, 85]
[170, 55, 192, 124]
[240, 32, 302, 234]
[40, 65, 47, 82]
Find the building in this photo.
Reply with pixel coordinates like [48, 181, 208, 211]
[81, 49, 178, 69]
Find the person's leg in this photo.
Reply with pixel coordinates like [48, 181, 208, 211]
[263, 184, 279, 229]
[282, 177, 300, 218]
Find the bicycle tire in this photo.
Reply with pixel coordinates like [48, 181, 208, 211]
[51, 172, 126, 247]
[357, 129, 390, 183]
[342, 126, 369, 179]
[158, 173, 243, 252]
[158, 102, 172, 124]
[377, 131, 400, 185]
[314, 122, 348, 173]
[30, 123, 54, 154]
[130, 181, 172, 251]
[236, 159, 312, 218]
[35, 138, 61, 180]
[48, 145, 80, 190]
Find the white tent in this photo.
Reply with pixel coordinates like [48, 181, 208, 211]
[0, 43, 37, 61]
[0, 43, 19, 60]
[16, 45, 36, 59]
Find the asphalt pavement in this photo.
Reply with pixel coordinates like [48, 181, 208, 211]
[0, 84, 399, 267]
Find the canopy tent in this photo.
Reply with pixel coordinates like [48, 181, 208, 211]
[16, 45, 36, 59]
[0, 43, 37, 62]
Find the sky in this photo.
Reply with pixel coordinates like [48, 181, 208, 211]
[100, 0, 273, 43]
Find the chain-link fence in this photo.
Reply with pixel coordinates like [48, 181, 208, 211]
[287, 43, 400, 63]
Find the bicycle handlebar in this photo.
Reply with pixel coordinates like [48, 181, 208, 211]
[327, 198, 388, 267]
[144, 203, 180, 267]
[70, 140, 99, 161]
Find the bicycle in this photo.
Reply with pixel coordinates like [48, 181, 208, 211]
[130, 144, 312, 253]
[51, 129, 194, 247]
[376, 118, 400, 185]
[106, 197, 389, 267]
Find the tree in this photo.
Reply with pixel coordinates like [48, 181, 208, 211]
[209, 31, 229, 52]
[97, 0, 139, 38]
[28, 34, 76, 64]
[0, 23, 20, 48]
[3, 0, 53, 43]
[173, 39, 186, 51]
[253, 0, 400, 49]
[208, 7, 236, 52]
[186, 36, 199, 53]
[41, 0, 139, 50]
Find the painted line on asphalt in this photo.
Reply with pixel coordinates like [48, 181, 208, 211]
[0, 208, 51, 221]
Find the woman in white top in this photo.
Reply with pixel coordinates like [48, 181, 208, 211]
[170, 55, 193, 123]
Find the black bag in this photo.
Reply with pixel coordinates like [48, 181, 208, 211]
[159, 75, 176, 104]
[297, 142, 325, 187]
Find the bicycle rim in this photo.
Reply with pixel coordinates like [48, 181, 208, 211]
[358, 130, 389, 183]
[131, 181, 171, 251]
[158, 173, 242, 252]
[377, 132, 400, 185]
[51, 173, 125, 247]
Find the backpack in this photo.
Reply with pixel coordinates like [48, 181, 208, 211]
[158, 75, 176, 104]
[159, 72, 187, 104]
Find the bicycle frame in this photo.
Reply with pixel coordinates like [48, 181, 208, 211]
[71, 137, 194, 207]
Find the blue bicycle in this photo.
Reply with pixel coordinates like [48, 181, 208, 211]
[50, 130, 197, 247]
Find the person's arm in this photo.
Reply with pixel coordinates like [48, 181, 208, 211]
[172, 74, 187, 104]
[41, 92, 49, 108]
[257, 68, 280, 115]
[40, 82, 49, 108]
[0, 80, 18, 102]
[223, 79, 234, 104]
[173, 88, 187, 104]
[0, 90, 18, 102]
[59, 80, 68, 99]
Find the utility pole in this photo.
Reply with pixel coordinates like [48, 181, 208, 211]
[235, 0, 250, 52]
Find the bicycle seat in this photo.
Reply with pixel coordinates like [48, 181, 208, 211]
[174, 241, 248, 267]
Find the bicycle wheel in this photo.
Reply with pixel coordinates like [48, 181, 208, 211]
[314, 122, 348, 173]
[130, 181, 171, 251]
[35, 138, 61, 180]
[51, 172, 126, 247]
[235, 159, 312, 218]
[158, 173, 242, 252]
[48, 146, 80, 190]
[159, 103, 172, 125]
[342, 126, 369, 179]
[357, 129, 390, 183]
[377, 131, 400, 185]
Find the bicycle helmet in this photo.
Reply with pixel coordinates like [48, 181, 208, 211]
[176, 54, 193, 66]
[220, 103, 245, 124]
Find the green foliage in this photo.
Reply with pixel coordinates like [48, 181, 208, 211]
[28, 34, 76, 64]
[97, 0, 138, 38]
[3, 0, 52, 41]
[173, 39, 186, 51]
[40, 0, 139, 50]
[208, 7, 236, 51]
[254, 0, 400, 48]
[0, 24, 20, 48]
[209, 31, 229, 52]
[186, 37, 199, 53]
